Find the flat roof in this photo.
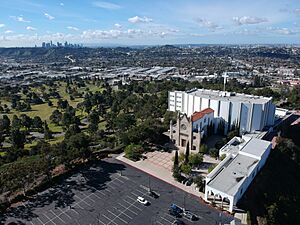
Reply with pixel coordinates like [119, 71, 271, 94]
[208, 137, 271, 196]
[207, 154, 259, 196]
[240, 138, 271, 159]
[174, 89, 272, 104]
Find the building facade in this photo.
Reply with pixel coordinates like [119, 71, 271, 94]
[204, 137, 272, 212]
[169, 108, 214, 153]
[168, 89, 275, 134]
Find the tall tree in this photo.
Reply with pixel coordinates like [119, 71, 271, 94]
[185, 141, 190, 164]
[43, 121, 52, 140]
[174, 150, 179, 168]
[10, 128, 26, 149]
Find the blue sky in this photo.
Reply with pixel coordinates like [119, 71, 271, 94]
[0, 0, 300, 47]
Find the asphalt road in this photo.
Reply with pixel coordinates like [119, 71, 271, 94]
[1, 157, 236, 225]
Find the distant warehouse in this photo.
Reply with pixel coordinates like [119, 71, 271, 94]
[168, 89, 275, 134]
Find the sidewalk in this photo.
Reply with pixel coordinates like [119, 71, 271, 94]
[116, 153, 204, 199]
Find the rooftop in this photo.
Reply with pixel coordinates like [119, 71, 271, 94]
[207, 137, 271, 196]
[207, 154, 259, 196]
[191, 108, 214, 122]
[176, 88, 272, 104]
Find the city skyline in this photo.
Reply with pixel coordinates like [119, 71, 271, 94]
[0, 0, 300, 47]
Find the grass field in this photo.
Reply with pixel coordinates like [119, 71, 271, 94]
[0, 81, 106, 152]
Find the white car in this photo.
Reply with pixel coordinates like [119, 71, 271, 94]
[137, 196, 149, 205]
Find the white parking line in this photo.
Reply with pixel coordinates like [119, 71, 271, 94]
[135, 189, 146, 195]
[107, 210, 128, 224]
[113, 207, 133, 219]
[37, 217, 45, 225]
[156, 221, 165, 225]
[50, 209, 66, 224]
[74, 195, 91, 206]
[98, 219, 106, 225]
[82, 192, 96, 202]
[160, 216, 173, 224]
[71, 208, 79, 215]
[164, 213, 177, 221]
[58, 207, 72, 219]
[118, 203, 138, 215]
[92, 192, 103, 200]
[103, 214, 118, 225]
[123, 199, 142, 211]
[42, 214, 57, 225]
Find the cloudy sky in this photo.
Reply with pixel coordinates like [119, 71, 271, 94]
[0, 0, 300, 47]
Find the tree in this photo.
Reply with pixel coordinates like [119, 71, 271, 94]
[199, 144, 209, 154]
[43, 121, 52, 140]
[50, 110, 62, 125]
[10, 128, 26, 149]
[65, 124, 81, 139]
[124, 144, 143, 161]
[0, 132, 4, 149]
[0, 115, 10, 133]
[172, 165, 183, 182]
[185, 142, 190, 164]
[114, 113, 136, 131]
[180, 163, 192, 175]
[174, 150, 179, 168]
[189, 153, 203, 167]
[193, 176, 205, 192]
[20, 114, 32, 131]
[32, 116, 43, 131]
[11, 115, 21, 130]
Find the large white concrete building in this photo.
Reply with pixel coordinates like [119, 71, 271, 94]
[204, 137, 272, 212]
[168, 89, 275, 134]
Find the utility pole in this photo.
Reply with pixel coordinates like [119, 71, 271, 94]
[183, 192, 186, 210]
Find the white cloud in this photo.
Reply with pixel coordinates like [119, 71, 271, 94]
[114, 23, 122, 28]
[67, 26, 79, 31]
[233, 16, 268, 25]
[128, 16, 153, 24]
[44, 13, 55, 20]
[190, 33, 205, 37]
[269, 27, 296, 35]
[195, 18, 220, 31]
[10, 16, 30, 23]
[26, 26, 37, 31]
[0, 24, 5, 28]
[4, 30, 13, 34]
[93, 1, 121, 10]
[295, 8, 300, 14]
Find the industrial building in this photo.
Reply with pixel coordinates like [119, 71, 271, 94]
[168, 89, 275, 134]
[205, 137, 272, 212]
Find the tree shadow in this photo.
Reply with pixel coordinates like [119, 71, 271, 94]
[1, 160, 126, 224]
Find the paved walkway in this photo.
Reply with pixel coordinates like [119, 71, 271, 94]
[116, 153, 205, 199]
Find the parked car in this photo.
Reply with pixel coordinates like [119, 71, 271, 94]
[173, 219, 186, 225]
[137, 196, 149, 205]
[169, 208, 181, 218]
[170, 203, 183, 214]
[183, 210, 197, 221]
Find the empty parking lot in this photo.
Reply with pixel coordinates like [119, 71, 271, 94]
[1, 157, 236, 225]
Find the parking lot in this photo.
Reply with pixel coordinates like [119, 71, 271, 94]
[1, 157, 236, 225]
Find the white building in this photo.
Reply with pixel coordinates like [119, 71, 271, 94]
[205, 137, 272, 212]
[168, 89, 275, 134]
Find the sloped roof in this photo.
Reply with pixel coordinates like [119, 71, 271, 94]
[191, 108, 214, 122]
